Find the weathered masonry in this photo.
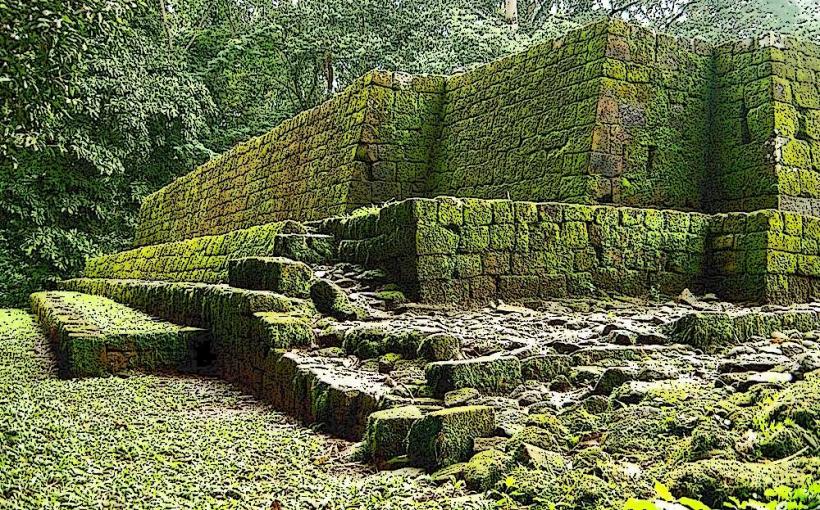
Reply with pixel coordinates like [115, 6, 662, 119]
[26, 20, 820, 489]
[135, 20, 820, 242]
[103, 18, 820, 306]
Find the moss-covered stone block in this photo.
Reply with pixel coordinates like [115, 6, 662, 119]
[253, 312, 314, 349]
[228, 257, 313, 297]
[406, 405, 496, 469]
[426, 355, 521, 396]
[30, 291, 203, 378]
[462, 449, 513, 491]
[365, 405, 425, 468]
[310, 279, 364, 321]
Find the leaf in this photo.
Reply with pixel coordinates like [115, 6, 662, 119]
[680, 497, 712, 510]
[655, 481, 675, 502]
[625, 498, 659, 510]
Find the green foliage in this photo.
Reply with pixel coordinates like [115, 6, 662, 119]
[625, 480, 820, 510]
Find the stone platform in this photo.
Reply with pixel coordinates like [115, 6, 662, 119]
[25, 18, 820, 506]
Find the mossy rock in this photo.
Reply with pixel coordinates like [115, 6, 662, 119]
[506, 418, 572, 458]
[342, 325, 426, 359]
[425, 355, 522, 397]
[499, 467, 619, 507]
[668, 312, 737, 353]
[754, 421, 809, 460]
[463, 449, 513, 491]
[253, 312, 314, 349]
[406, 405, 495, 470]
[444, 387, 480, 407]
[416, 333, 462, 361]
[310, 279, 364, 321]
[668, 458, 820, 506]
[757, 375, 820, 430]
[687, 419, 738, 461]
[364, 405, 424, 468]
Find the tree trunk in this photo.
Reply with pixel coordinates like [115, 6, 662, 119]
[504, 0, 519, 29]
[323, 52, 334, 96]
[158, 0, 173, 50]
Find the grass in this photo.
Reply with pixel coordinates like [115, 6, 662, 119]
[0, 309, 484, 509]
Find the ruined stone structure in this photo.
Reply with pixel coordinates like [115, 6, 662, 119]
[28, 19, 820, 500]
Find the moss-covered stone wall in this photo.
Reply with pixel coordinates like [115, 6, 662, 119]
[709, 36, 820, 213]
[769, 36, 820, 215]
[322, 197, 710, 304]
[133, 20, 819, 250]
[593, 22, 712, 209]
[134, 72, 445, 246]
[427, 22, 608, 203]
[706, 209, 820, 303]
[323, 197, 820, 305]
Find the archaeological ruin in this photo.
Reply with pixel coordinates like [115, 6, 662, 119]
[30, 19, 820, 504]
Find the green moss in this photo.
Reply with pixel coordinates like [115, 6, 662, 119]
[310, 279, 365, 321]
[364, 405, 425, 467]
[416, 333, 461, 361]
[462, 449, 512, 491]
[406, 405, 495, 470]
[228, 257, 314, 297]
[669, 458, 820, 506]
[254, 312, 314, 349]
[669, 312, 737, 352]
[425, 355, 522, 397]
[30, 291, 200, 377]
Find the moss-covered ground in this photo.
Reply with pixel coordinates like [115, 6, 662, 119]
[0, 309, 482, 509]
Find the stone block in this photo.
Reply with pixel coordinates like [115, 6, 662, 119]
[407, 405, 496, 469]
[426, 355, 522, 396]
[228, 257, 313, 297]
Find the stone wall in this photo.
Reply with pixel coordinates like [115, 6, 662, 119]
[428, 22, 607, 203]
[88, 222, 297, 283]
[769, 36, 820, 215]
[135, 19, 731, 248]
[593, 22, 712, 209]
[709, 36, 820, 213]
[322, 196, 710, 304]
[134, 72, 445, 246]
[706, 209, 820, 303]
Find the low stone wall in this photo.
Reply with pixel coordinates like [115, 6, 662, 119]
[322, 197, 710, 304]
[323, 197, 820, 305]
[706, 210, 820, 303]
[84, 221, 336, 284]
[31, 291, 205, 377]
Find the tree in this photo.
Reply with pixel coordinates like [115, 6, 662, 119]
[0, 0, 212, 305]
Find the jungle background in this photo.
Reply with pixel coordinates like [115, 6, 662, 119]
[2, 0, 820, 306]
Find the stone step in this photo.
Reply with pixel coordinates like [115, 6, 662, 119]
[669, 308, 820, 352]
[243, 351, 395, 441]
[273, 233, 335, 264]
[58, 278, 312, 328]
[30, 291, 208, 377]
[227, 256, 314, 296]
